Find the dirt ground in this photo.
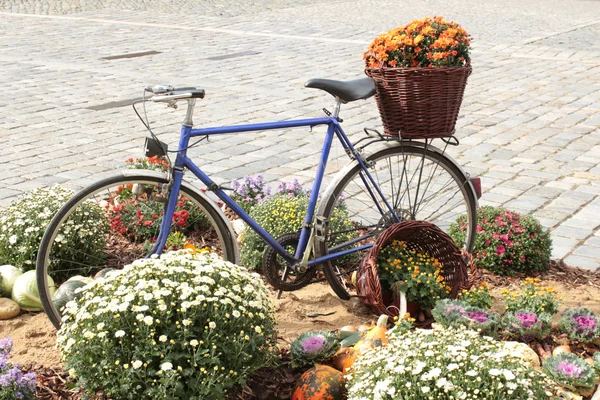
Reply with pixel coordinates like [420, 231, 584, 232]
[2, 278, 600, 369]
[0, 282, 374, 368]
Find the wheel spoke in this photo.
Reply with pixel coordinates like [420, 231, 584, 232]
[316, 143, 477, 300]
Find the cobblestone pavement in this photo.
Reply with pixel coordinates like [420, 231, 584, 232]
[1, 0, 599, 270]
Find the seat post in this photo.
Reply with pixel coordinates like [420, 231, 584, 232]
[332, 97, 342, 118]
[183, 99, 197, 127]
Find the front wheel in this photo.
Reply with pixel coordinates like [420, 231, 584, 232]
[36, 171, 238, 329]
[316, 141, 478, 300]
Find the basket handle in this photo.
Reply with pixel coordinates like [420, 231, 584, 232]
[386, 290, 407, 317]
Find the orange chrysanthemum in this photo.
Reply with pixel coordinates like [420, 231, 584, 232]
[364, 16, 471, 68]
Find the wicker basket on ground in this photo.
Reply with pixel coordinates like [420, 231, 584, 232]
[365, 65, 472, 139]
[356, 220, 472, 327]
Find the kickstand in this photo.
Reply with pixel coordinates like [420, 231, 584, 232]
[277, 266, 290, 300]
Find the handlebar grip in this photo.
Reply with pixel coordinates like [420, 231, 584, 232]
[145, 84, 175, 94]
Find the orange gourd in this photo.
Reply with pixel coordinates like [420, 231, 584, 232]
[341, 315, 389, 373]
[292, 365, 346, 400]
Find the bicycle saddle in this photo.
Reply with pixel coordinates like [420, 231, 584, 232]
[304, 77, 375, 103]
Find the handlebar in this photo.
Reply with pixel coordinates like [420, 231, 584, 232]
[145, 85, 205, 102]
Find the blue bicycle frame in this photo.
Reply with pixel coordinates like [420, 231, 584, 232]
[150, 109, 400, 270]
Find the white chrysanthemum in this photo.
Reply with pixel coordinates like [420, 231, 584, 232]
[132, 360, 143, 369]
[160, 362, 173, 371]
[115, 330, 125, 338]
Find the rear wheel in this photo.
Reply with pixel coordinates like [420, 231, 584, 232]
[36, 172, 237, 329]
[317, 142, 478, 300]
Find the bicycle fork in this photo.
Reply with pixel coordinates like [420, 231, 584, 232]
[148, 168, 185, 256]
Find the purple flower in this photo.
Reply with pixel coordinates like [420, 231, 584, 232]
[574, 316, 596, 331]
[556, 360, 584, 378]
[255, 174, 264, 185]
[515, 312, 538, 328]
[0, 338, 13, 356]
[264, 186, 272, 196]
[301, 335, 326, 354]
[467, 311, 489, 323]
[231, 179, 240, 191]
[236, 185, 248, 196]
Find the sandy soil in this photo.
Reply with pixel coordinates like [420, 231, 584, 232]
[2, 279, 599, 368]
[0, 282, 374, 367]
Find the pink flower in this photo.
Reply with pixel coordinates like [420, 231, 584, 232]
[500, 234, 509, 241]
[301, 336, 326, 354]
[556, 360, 584, 378]
[476, 225, 483, 232]
[485, 240, 491, 246]
[496, 245, 506, 255]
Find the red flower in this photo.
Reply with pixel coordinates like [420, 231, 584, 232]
[496, 245, 506, 255]
[144, 220, 152, 227]
[179, 210, 189, 219]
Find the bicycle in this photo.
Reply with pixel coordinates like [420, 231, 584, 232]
[36, 78, 479, 329]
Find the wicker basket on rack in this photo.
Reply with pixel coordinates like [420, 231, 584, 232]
[365, 65, 472, 139]
[356, 220, 471, 327]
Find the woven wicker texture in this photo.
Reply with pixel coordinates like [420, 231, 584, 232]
[356, 220, 470, 322]
[365, 66, 472, 138]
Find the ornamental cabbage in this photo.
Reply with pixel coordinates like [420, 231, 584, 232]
[290, 331, 340, 368]
[0, 265, 23, 297]
[11, 270, 55, 311]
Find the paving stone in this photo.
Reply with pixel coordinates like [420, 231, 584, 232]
[551, 225, 594, 240]
[584, 237, 600, 247]
[563, 255, 600, 272]
[1, 0, 600, 268]
[573, 246, 600, 258]
[551, 236, 580, 259]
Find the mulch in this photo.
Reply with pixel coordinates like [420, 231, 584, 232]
[30, 349, 305, 400]
[468, 259, 600, 289]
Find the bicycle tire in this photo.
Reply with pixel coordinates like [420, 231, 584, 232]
[36, 171, 238, 329]
[316, 141, 478, 300]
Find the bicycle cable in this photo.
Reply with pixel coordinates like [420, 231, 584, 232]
[133, 92, 210, 159]
[133, 90, 172, 167]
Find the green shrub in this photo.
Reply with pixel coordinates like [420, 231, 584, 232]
[240, 194, 356, 270]
[449, 206, 552, 275]
[57, 250, 279, 400]
[0, 186, 107, 277]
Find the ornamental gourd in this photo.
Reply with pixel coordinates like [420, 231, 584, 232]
[341, 314, 389, 373]
[292, 365, 346, 400]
